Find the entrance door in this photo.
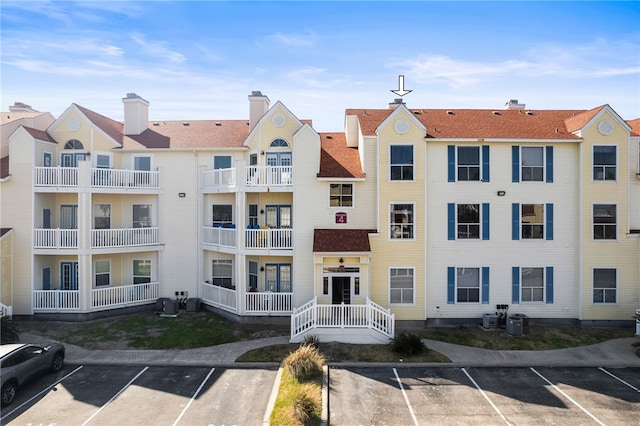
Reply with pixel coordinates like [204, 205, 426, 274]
[332, 277, 351, 304]
[265, 264, 291, 292]
[61, 152, 87, 167]
[60, 205, 77, 229]
[60, 262, 78, 290]
[265, 205, 291, 228]
[43, 209, 51, 229]
[265, 152, 292, 184]
[42, 268, 51, 290]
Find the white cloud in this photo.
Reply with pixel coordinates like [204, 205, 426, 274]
[267, 31, 316, 47]
[129, 33, 186, 64]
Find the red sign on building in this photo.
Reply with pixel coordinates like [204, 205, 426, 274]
[335, 212, 347, 224]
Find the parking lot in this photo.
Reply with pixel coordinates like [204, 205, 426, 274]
[1, 365, 278, 425]
[2, 364, 638, 425]
[329, 366, 640, 425]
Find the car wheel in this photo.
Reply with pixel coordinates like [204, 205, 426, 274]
[51, 352, 64, 372]
[1, 382, 17, 407]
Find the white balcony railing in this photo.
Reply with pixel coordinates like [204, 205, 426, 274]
[34, 167, 159, 190]
[91, 228, 160, 248]
[245, 228, 293, 249]
[202, 167, 236, 188]
[91, 282, 159, 309]
[202, 226, 237, 247]
[34, 229, 78, 248]
[245, 292, 292, 313]
[202, 166, 293, 192]
[201, 282, 237, 312]
[33, 290, 80, 311]
[246, 165, 293, 187]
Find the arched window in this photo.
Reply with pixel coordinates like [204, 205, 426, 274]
[269, 138, 289, 148]
[64, 139, 84, 150]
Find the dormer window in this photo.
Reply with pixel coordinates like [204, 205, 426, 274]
[64, 139, 84, 150]
[270, 138, 289, 148]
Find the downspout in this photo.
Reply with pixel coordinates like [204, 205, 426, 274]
[195, 149, 202, 299]
[578, 141, 583, 322]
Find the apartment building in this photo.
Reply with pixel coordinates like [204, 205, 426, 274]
[1, 93, 638, 343]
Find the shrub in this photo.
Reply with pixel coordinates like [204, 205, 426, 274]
[293, 383, 321, 425]
[302, 334, 320, 349]
[284, 344, 325, 381]
[390, 331, 426, 357]
[1, 317, 21, 344]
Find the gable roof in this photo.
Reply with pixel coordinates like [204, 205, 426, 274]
[347, 108, 594, 140]
[75, 104, 124, 145]
[0, 110, 49, 125]
[318, 132, 364, 178]
[23, 126, 57, 143]
[313, 229, 376, 252]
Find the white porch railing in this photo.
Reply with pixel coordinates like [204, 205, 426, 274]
[34, 167, 159, 190]
[91, 228, 160, 248]
[0, 303, 12, 318]
[202, 227, 237, 247]
[246, 165, 293, 187]
[201, 282, 237, 312]
[245, 292, 293, 314]
[202, 166, 293, 192]
[91, 282, 159, 309]
[91, 168, 159, 189]
[245, 228, 293, 249]
[202, 167, 236, 189]
[291, 298, 395, 341]
[34, 229, 78, 248]
[33, 290, 80, 311]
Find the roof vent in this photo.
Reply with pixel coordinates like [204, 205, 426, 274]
[183, 122, 190, 126]
[215, 122, 222, 126]
[326, 135, 333, 139]
[492, 111, 501, 115]
[446, 111, 454, 115]
[505, 99, 525, 110]
[525, 110, 533, 115]
[153, 122, 159, 126]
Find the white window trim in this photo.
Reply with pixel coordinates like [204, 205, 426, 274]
[591, 144, 618, 182]
[133, 259, 152, 284]
[94, 259, 111, 288]
[132, 154, 153, 171]
[456, 145, 483, 182]
[592, 266, 618, 305]
[329, 183, 355, 208]
[389, 144, 415, 182]
[520, 203, 545, 240]
[520, 266, 546, 304]
[455, 266, 482, 304]
[94, 151, 113, 169]
[389, 202, 416, 241]
[388, 266, 415, 306]
[212, 259, 233, 286]
[592, 202, 618, 241]
[456, 203, 482, 240]
[212, 154, 233, 170]
[520, 146, 546, 183]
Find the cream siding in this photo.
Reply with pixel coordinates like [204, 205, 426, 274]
[0, 231, 13, 309]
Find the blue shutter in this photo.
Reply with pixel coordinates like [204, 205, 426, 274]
[546, 146, 554, 183]
[448, 145, 455, 182]
[546, 203, 554, 240]
[512, 146, 520, 182]
[512, 203, 520, 240]
[482, 203, 490, 240]
[448, 203, 455, 240]
[447, 267, 455, 304]
[512, 267, 520, 304]
[482, 145, 490, 182]
[546, 266, 554, 304]
[481, 267, 490, 304]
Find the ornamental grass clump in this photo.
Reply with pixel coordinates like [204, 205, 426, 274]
[293, 383, 321, 425]
[284, 344, 326, 381]
[390, 331, 426, 357]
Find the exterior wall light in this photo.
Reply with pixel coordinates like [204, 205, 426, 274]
[497, 191, 506, 196]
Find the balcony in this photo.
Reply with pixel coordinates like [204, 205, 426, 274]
[33, 282, 159, 312]
[34, 167, 160, 191]
[34, 228, 160, 250]
[202, 165, 293, 193]
[200, 281, 292, 315]
[202, 227, 293, 251]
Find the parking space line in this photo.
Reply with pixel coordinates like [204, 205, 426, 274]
[172, 367, 215, 426]
[598, 367, 640, 393]
[0, 365, 84, 422]
[81, 366, 149, 426]
[392, 368, 419, 426]
[461, 368, 512, 426]
[530, 367, 605, 426]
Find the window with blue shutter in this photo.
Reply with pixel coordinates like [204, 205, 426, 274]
[546, 266, 554, 303]
[512, 267, 520, 304]
[447, 267, 455, 304]
[482, 203, 490, 240]
[512, 203, 520, 240]
[546, 203, 554, 240]
[447, 146, 455, 182]
[482, 267, 490, 304]
[447, 203, 455, 240]
[546, 146, 554, 183]
[482, 145, 490, 182]
[512, 146, 520, 182]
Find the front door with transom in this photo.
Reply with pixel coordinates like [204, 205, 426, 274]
[332, 276, 351, 305]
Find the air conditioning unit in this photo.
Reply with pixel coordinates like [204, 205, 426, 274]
[163, 299, 178, 315]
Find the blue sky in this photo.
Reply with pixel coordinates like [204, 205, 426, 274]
[2, 1, 639, 131]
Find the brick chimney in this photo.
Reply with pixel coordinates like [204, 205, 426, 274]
[248, 91, 270, 130]
[122, 93, 149, 135]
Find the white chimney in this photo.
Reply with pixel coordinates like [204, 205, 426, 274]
[504, 99, 525, 110]
[122, 93, 149, 135]
[248, 91, 270, 130]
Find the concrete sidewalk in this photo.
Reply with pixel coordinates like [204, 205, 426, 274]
[21, 333, 640, 367]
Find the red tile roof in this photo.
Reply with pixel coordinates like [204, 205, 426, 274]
[318, 133, 364, 178]
[627, 118, 640, 136]
[313, 229, 376, 252]
[346, 108, 596, 140]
